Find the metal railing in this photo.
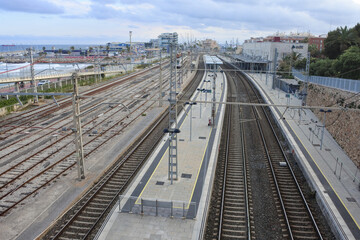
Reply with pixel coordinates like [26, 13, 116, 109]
[118, 195, 197, 219]
[292, 68, 360, 93]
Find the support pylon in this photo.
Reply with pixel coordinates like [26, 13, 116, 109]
[72, 73, 85, 180]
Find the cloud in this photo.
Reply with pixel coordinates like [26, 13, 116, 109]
[78, 0, 359, 36]
[0, 0, 359, 44]
[0, 0, 64, 14]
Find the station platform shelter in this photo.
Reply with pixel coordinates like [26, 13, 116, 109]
[231, 54, 269, 72]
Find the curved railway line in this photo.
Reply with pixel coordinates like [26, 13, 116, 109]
[40, 58, 205, 239]
[205, 62, 333, 240]
[0, 61, 177, 216]
[0, 66, 160, 135]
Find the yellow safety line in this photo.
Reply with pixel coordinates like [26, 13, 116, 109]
[135, 147, 168, 204]
[287, 120, 360, 230]
[187, 129, 213, 208]
[133, 82, 220, 209]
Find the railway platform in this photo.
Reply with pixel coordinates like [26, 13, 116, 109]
[244, 72, 360, 240]
[96, 68, 227, 239]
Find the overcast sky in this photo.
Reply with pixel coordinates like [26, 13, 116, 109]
[0, 0, 359, 45]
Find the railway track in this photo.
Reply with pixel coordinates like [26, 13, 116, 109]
[217, 103, 252, 239]
[0, 63, 167, 148]
[0, 64, 173, 216]
[239, 70, 323, 240]
[0, 63, 164, 137]
[41, 58, 204, 239]
[206, 61, 325, 240]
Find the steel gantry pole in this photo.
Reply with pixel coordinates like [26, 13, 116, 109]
[272, 48, 278, 90]
[29, 48, 38, 103]
[211, 72, 216, 127]
[159, 49, 163, 107]
[166, 39, 180, 184]
[72, 73, 85, 180]
[303, 52, 311, 106]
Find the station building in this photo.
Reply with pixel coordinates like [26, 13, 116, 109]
[242, 41, 308, 70]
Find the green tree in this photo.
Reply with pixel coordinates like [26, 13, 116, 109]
[334, 46, 360, 79]
[324, 29, 341, 59]
[308, 44, 321, 58]
[338, 26, 358, 52]
[310, 58, 337, 77]
[324, 26, 358, 59]
[293, 58, 306, 70]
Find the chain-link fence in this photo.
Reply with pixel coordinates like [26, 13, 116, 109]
[292, 68, 360, 93]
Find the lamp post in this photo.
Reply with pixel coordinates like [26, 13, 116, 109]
[197, 88, 206, 118]
[320, 109, 332, 150]
[184, 102, 197, 141]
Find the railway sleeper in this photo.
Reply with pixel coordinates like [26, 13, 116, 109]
[225, 183, 244, 188]
[224, 210, 246, 217]
[225, 186, 244, 192]
[285, 204, 308, 211]
[226, 182, 244, 188]
[102, 185, 123, 192]
[67, 224, 90, 233]
[282, 198, 303, 204]
[57, 236, 75, 240]
[281, 193, 303, 200]
[286, 209, 309, 216]
[292, 229, 318, 237]
[224, 205, 246, 211]
[225, 195, 245, 200]
[223, 215, 246, 222]
[221, 230, 247, 238]
[88, 200, 109, 207]
[99, 189, 119, 195]
[61, 230, 86, 239]
[107, 178, 127, 184]
[77, 215, 98, 222]
[222, 222, 247, 229]
[93, 195, 114, 201]
[72, 219, 95, 227]
[227, 174, 244, 179]
[84, 205, 105, 213]
[225, 200, 245, 205]
[291, 224, 317, 232]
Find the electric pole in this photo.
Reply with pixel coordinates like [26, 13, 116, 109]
[272, 48, 278, 90]
[159, 49, 163, 107]
[303, 52, 310, 106]
[167, 39, 179, 184]
[72, 73, 85, 180]
[29, 48, 38, 103]
[129, 31, 132, 71]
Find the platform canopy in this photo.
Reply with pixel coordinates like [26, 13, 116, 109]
[204, 55, 223, 72]
[204, 55, 223, 65]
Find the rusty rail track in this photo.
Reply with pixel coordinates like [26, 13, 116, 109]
[42, 58, 204, 240]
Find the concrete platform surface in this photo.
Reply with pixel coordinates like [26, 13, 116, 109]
[98, 68, 227, 239]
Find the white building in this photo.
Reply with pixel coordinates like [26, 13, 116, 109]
[158, 32, 178, 49]
[242, 41, 308, 69]
[150, 39, 160, 48]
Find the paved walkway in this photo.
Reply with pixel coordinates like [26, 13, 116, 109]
[97, 69, 227, 240]
[246, 72, 360, 240]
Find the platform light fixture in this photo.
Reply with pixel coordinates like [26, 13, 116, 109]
[319, 109, 332, 150]
[184, 102, 197, 141]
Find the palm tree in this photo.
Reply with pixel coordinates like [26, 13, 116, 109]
[290, 51, 301, 62]
[338, 26, 357, 52]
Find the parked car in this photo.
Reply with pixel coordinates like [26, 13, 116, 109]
[37, 80, 50, 86]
